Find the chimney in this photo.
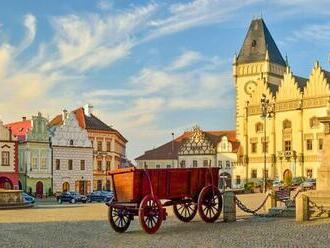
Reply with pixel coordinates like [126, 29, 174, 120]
[22, 117, 26, 121]
[84, 104, 94, 117]
[62, 109, 68, 120]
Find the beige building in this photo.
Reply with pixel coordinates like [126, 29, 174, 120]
[136, 127, 244, 188]
[234, 18, 329, 183]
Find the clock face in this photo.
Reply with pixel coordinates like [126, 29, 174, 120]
[244, 80, 257, 96]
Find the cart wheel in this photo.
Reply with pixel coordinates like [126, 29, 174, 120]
[173, 201, 197, 222]
[108, 206, 131, 233]
[139, 195, 162, 234]
[198, 186, 222, 223]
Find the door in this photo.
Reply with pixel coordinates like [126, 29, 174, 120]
[36, 181, 43, 198]
[62, 182, 70, 192]
[219, 172, 232, 189]
[283, 169, 293, 186]
[78, 181, 86, 195]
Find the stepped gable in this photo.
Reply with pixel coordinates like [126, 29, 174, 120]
[237, 18, 286, 66]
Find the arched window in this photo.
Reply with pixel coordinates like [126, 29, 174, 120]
[283, 119, 292, 129]
[69, 140, 74, 146]
[252, 40, 257, 47]
[255, 122, 263, 133]
[62, 182, 70, 192]
[309, 117, 319, 128]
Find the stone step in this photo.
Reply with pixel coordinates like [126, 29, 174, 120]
[0, 203, 34, 210]
[268, 207, 295, 217]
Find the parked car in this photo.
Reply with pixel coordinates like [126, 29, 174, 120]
[300, 178, 316, 189]
[272, 180, 283, 188]
[57, 191, 87, 204]
[22, 192, 35, 204]
[87, 191, 113, 203]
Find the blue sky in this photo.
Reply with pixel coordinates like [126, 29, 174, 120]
[0, 0, 330, 160]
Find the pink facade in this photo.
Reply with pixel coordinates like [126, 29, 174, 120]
[0, 121, 19, 189]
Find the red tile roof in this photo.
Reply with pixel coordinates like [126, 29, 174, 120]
[135, 130, 239, 161]
[50, 107, 127, 142]
[5, 120, 32, 141]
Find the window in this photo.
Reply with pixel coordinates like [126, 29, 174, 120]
[97, 141, 102, 151]
[283, 119, 292, 129]
[218, 160, 222, 169]
[91, 140, 94, 148]
[40, 157, 47, 169]
[203, 160, 208, 167]
[306, 139, 313, 151]
[236, 176, 241, 185]
[166, 164, 171, 168]
[251, 169, 257, 179]
[32, 157, 38, 169]
[106, 161, 111, 171]
[56, 159, 60, 170]
[264, 169, 268, 179]
[106, 142, 111, 152]
[306, 169, 313, 178]
[262, 142, 269, 153]
[1, 151, 10, 166]
[252, 39, 257, 47]
[193, 160, 198, 167]
[97, 161, 102, 171]
[284, 140, 291, 152]
[156, 164, 160, 168]
[80, 160, 85, 170]
[180, 160, 186, 168]
[106, 180, 111, 191]
[255, 122, 263, 133]
[69, 139, 74, 146]
[310, 117, 319, 128]
[319, 139, 323, 150]
[226, 161, 230, 168]
[251, 143, 257, 153]
[68, 160, 73, 170]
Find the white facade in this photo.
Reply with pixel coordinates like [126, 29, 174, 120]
[50, 112, 93, 194]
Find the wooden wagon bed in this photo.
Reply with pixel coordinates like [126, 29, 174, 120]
[106, 167, 222, 234]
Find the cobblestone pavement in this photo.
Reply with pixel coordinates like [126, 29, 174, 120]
[0, 194, 330, 248]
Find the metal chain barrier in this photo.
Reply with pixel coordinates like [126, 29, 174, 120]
[234, 188, 303, 218]
[309, 199, 330, 218]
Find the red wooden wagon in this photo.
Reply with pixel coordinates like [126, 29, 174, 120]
[106, 167, 222, 234]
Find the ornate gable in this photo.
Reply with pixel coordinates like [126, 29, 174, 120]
[276, 67, 302, 102]
[51, 112, 91, 147]
[248, 78, 274, 106]
[27, 112, 49, 142]
[304, 62, 330, 99]
[178, 126, 216, 155]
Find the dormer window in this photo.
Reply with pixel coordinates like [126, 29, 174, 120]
[252, 40, 257, 48]
[69, 140, 74, 146]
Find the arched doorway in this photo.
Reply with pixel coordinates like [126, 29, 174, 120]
[36, 181, 43, 198]
[219, 172, 232, 189]
[62, 182, 70, 192]
[0, 177, 13, 189]
[283, 169, 293, 186]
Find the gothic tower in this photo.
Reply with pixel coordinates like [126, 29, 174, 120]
[233, 18, 286, 159]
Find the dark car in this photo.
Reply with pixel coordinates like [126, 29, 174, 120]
[57, 191, 87, 204]
[87, 191, 113, 203]
[22, 192, 35, 204]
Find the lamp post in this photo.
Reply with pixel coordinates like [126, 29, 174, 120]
[260, 94, 274, 193]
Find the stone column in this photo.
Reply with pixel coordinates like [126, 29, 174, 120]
[296, 193, 309, 222]
[223, 191, 236, 222]
[264, 190, 276, 210]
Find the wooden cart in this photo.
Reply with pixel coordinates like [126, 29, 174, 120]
[106, 167, 222, 234]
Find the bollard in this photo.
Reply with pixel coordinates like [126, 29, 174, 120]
[223, 191, 236, 222]
[296, 194, 309, 222]
[264, 190, 276, 211]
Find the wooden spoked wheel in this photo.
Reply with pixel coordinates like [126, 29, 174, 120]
[108, 206, 131, 233]
[173, 201, 197, 222]
[139, 195, 163, 234]
[198, 186, 222, 223]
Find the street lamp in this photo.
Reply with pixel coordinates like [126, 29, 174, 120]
[260, 94, 274, 193]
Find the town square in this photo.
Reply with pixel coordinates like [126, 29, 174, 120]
[1, 0, 330, 247]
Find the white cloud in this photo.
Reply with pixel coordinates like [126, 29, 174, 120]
[168, 50, 202, 71]
[97, 0, 113, 11]
[16, 14, 36, 55]
[288, 22, 330, 44]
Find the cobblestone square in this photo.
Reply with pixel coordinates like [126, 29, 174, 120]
[1, 194, 330, 248]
